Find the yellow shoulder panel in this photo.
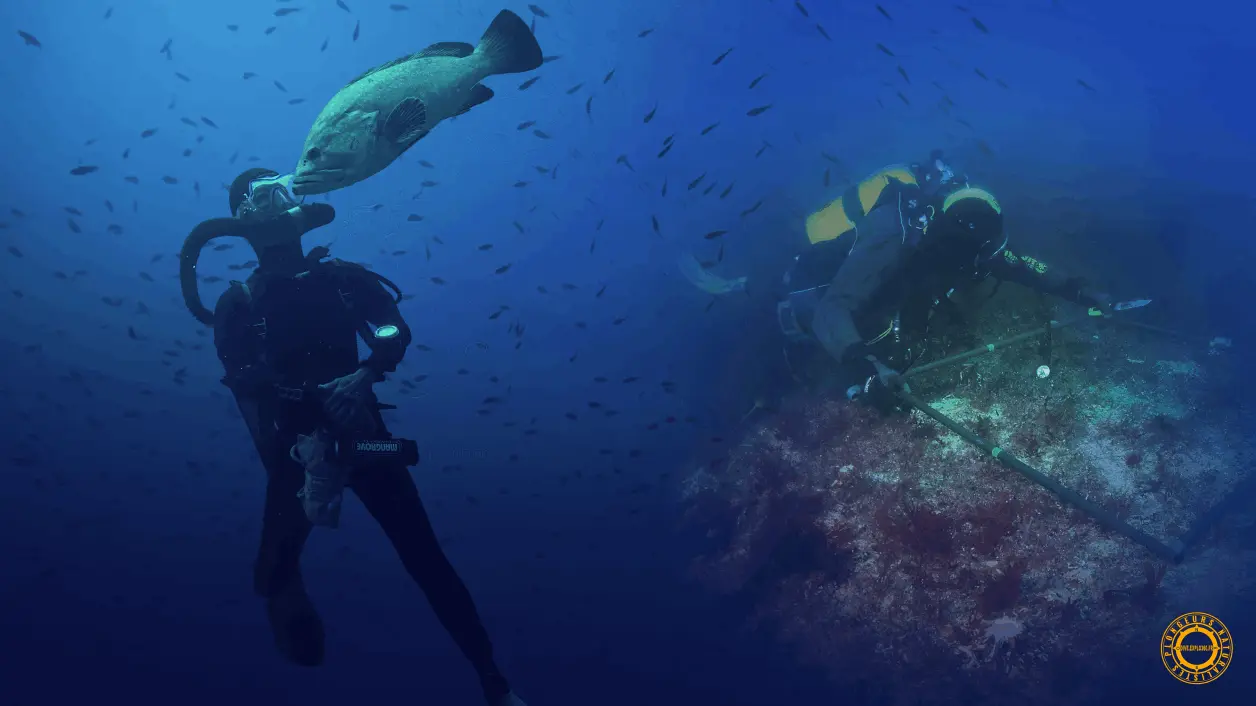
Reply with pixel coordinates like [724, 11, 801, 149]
[806, 196, 854, 244]
[805, 165, 917, 245]
[858, 166, 917, 212]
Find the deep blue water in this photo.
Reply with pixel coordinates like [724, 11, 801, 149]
[2, 1, 1254, 704]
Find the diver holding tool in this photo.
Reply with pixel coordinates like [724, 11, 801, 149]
[680, 152, 1117, 403]
[180, 168, 528, 706]
[284, 375, 420, 528]
[743, 151, 1114, 404]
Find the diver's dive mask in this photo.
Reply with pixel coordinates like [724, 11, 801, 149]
[236, 173, 302, 219]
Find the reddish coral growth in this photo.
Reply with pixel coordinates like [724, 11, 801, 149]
[978, 559, 1026, 616]
[767, 396, 817, 447]
[966, 493, 1020, 555]
[681, 299, 1250, 705]
[875, 485, 956, 559]
[771, 391, 875, 450]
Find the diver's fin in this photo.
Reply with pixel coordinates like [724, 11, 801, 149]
[452, 85, 494, 117]
[416, 41, 475, 58]
[383, 98, 427, 145]
[477, 9, 543, 75]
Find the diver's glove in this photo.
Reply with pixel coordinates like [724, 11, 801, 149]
[1080, 288, 1114, 316]
[846, 356, 909, 408]
[866, 355, 910, 393]
[318, 366, 379, 433]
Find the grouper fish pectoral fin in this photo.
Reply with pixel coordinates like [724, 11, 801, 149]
[383, 97, 427, 145]
[399, 130, 429, 154]
[451, 84, 494, 117]
[416, 41, 475, 58]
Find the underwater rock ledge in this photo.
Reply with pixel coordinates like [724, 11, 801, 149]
[682, 320, 1253, 704]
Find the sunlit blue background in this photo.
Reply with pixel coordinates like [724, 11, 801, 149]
[2, 0, 1254, 703]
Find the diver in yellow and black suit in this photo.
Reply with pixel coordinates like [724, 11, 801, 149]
[776, 151, 1112, 402]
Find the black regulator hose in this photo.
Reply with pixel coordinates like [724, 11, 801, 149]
[180, 217, 246, 326]
[179, 203, 337, 326]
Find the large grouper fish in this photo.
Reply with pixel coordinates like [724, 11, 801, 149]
[291, 9, 543, 195]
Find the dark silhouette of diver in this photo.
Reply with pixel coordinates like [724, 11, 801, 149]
[179, 168, 527, 706]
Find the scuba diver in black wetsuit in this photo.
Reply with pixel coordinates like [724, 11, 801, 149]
[773, 151, 1114, 404]
[179, 168, 528, 706]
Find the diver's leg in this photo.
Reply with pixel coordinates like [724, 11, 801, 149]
[254, 443, 325, 667]
[352, 463, 512, 703]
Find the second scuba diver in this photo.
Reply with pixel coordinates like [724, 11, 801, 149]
[685, 151, 1115, 405]
[180, 168, 528, 706]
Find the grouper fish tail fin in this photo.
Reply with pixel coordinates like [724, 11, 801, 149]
[477, 9, 543, 75]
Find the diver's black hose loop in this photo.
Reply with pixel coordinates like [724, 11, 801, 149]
[180, 217, 248, 326]
[374, 272, 404, 304]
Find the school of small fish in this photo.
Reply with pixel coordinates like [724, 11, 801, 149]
[4, 2, 1108, 522]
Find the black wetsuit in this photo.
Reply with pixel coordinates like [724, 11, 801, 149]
[212, 231, 511, 703]
[807, 187, 1101, 389]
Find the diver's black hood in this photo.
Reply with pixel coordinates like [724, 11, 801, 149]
[229, 167, 279, 217]
[179, 202, 337, 325]
[931, 195, 1006, 271]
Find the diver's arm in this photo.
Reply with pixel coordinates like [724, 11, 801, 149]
[987, 249, 1106, 307]
[811, 298, 894, 400]
[810, 297, 877, 370]
[354, 274, 412, 378]
[809, 206, 904, 372]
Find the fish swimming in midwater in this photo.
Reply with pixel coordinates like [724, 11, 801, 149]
[292, 10, 543, 195]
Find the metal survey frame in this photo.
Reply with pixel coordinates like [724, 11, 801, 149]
[890, 309, 1239, 564]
